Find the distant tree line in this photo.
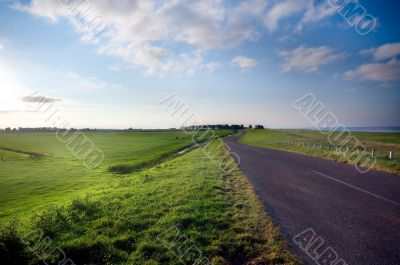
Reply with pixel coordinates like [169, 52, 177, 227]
[183, 124, 265, 130]
[246, 125, 264, 129]
[0, 127, 90, 133]
[183, 124, 245, 130]
[0, 124, 265, 133]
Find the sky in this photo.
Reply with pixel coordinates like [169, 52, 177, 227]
[0, 0, 399, 129]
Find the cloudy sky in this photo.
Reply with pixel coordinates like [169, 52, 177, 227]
[0, 0, 399, 129]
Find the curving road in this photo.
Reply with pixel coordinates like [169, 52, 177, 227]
[224, 134, 400, 265]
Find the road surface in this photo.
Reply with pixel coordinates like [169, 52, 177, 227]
[224, 134, 400, 265]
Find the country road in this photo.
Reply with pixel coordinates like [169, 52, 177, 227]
[224, 134, 400, 265]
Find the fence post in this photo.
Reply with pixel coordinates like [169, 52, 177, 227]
[389, 151, 393, 160]
[371, 149, 375, 158]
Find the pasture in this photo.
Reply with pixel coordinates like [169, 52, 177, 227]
[0, 130, 230, 222]
[0, 132, 298, 264]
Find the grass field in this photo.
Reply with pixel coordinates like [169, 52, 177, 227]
[240, 129, 400, 174]
[0, 130, 231, 222]
[0, 134, 298, 264]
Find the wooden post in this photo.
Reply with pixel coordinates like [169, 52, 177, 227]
[389, 151, 393, 160]
[371, 149, 375, 158]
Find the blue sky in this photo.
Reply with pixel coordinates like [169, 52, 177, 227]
[0, 0, 399, 129]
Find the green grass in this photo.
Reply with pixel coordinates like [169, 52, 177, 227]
[0, 130, 231, 222]
[240, 129, 400, 174]
[0, 140, 298, 265]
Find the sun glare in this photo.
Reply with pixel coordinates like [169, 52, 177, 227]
[0, 63, 25, 110]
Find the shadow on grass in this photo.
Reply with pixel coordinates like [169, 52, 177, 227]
[0, 146, 45, 159]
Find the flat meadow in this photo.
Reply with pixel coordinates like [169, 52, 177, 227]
[0, 130, 228, 222]
[0, 130, 298, 264]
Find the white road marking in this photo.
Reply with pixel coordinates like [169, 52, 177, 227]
[312, 170, 400, 207]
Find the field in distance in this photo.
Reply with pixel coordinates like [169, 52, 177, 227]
[0, 130, 231, 222]
[240, 129, 400, 174]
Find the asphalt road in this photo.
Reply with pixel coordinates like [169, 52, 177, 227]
[224, 134, 400, 265]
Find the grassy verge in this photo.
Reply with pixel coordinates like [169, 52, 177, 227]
[239, 129, 400, 174]
[0, 141, 299, 265]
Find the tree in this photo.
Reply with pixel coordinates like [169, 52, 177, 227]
[249, 125, 253, 129]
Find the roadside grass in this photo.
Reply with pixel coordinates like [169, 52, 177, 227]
[240, 129, 400, 174]
[0, 131, 231, 223]
[0, 141, 299, 265]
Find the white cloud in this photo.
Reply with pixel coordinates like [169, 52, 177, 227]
[66, 72, 123, 91]
[15, 0, 269, 75]
[12, 0, 67, 22]
[13, 0, 349, 75]
[296, 1, 336, 31]
[205, 62, 220, 73]
[264, 0, 307, 32]
[346, 42, 400, 82]
[230, 56, 259, 70]
[0, 44, 3, 50]
[345, 59, 400, 82]
[263, 0, 342, 32]
[360, 42, 400, 61]
[278, 46, 344, 73]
